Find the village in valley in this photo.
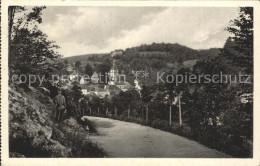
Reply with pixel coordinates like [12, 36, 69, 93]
[7, 6, 254, 159]
[53, 49, 142, 99]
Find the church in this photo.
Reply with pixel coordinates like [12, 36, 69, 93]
[107, 59, 133, 92]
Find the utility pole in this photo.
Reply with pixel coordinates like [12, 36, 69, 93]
[179, 94, 182, 126]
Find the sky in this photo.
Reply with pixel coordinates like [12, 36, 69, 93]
[39, 7, 239, 57]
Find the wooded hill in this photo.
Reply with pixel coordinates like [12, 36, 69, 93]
[62, 43, 220, 70]
[116, 43, 220, 70]
[60, 43, 221, 84]
[61, 53, 109, 66]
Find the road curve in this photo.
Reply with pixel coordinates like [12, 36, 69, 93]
[85, 116, 230, 158]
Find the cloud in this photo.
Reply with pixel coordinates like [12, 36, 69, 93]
[39, 7, 239, 57]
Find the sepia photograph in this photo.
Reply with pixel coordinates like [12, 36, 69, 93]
[2, 2, 258, 163]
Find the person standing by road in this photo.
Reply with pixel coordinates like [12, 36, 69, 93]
[79, 96, 88, 116]
[53, 89, 66, 122]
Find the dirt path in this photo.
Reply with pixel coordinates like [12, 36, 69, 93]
[86, 116, 230, 158]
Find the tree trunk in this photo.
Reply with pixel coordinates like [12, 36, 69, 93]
[8, 7, 15, 47]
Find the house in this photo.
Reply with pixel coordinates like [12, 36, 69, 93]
[80, 76, 90, 84]
[91, 72, 100, 83]
[78, 84, 95, 95]
[104, 85, 121, 96]
[69, 70, 79, 80]
[134, 79, 142, 91]
[67, 64, 73, 72]
[94, 88, 110, 98]
[115, 81, 133, 92]
[78, 84, 110, 98]
[240, 93, 253, 104]
[110, 49, 123, 58]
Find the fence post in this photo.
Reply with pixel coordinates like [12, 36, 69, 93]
[142, 108, 144, 119]
[179, 94, 182, 126]
[106, 108, 108, 116]
[98, 107, 100, 115]
[90, 107, 92, 115]
[169, 105, 172, 126]
[115, 107, 117, 116]
[146, 107, 148, 124]
[128, 105, 130, 119]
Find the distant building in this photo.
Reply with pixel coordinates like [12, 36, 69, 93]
[115, 81, 133, 92]
[110, 49, 123, 58]
[67, 64, 73, 72]
[134, 79, 142, 91]
[104, 85, 121, 96]
[108, 60, 126, 83]
[108, 60, 119, 82]
[78, 84, 110, 98]
[240, 93, 253, 104]
[91, 72, 100, 83]
[80, 76, 90, 84]
[69, 70, 79, 80]
[134, 79, 142, 96]
[94, 88, 110, 98]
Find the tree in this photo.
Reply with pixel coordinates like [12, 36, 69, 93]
[9, 6, 60, 80]
[226, 7, 253, 74]
[97, 58, 112, 83]
[58, 62, 65, 70]
[85, 64, 94, 78]
[8, 6, 25, 49]
[64, 60, 68, 66]
[71, 85, 82, 104]
[75, 61, 81, 70]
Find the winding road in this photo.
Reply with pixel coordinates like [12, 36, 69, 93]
[86, 116, 230, 158]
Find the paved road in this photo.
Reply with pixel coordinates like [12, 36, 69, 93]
[85, 116, 230, 158]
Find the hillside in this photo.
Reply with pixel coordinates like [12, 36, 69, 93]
[61, 43, 220, 65]
[60, 53, 109, 66]
[9, 84, 105, 157]
[122, 43, 220, 63]
[58, 42, 221, 85]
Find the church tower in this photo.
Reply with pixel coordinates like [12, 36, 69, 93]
[109, 59, 118, 82]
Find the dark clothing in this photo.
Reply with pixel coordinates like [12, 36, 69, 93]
[55, 108, 65, 122]
[53, 94, 66, 121]
[79, 98, 88, 115]
[54, 94, 66, 109]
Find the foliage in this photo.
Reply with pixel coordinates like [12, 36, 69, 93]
[75, 61, 81, 69]
[85, 64, 94, 78]
[226, 7, 253, 74]
[97, 58, 112, 83]
[9, 6, 60, 79]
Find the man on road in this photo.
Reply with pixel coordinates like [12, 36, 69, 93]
[53, 89, 66, 122]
